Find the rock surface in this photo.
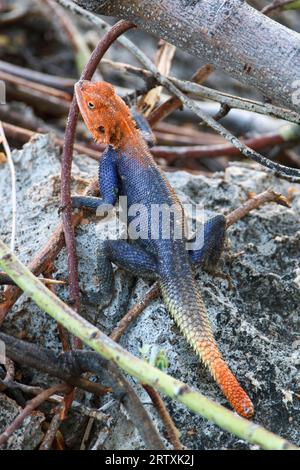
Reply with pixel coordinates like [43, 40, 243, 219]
[0, 134, 299, 449]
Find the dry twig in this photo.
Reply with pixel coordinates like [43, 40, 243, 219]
[0, 383, 71, 446]
[60, 21, 135, 349]
[0, 333, 165, 450]
[0, 178, 99, 325]
[261, 0, 297, 15]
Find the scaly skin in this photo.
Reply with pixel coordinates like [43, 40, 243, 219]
[74, 80, 254, 418]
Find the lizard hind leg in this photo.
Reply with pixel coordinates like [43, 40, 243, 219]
[104, 240, 158, 279]
[83, 241, 115, 308]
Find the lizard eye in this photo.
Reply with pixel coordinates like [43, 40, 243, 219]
[98, 126, 105, 134]
[88, 102, 95, 109]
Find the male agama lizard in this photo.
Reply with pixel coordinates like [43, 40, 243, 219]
[72, 80, 254, 418]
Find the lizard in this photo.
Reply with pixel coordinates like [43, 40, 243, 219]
[71, 80, 254, 418]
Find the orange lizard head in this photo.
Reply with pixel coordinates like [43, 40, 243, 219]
[75, 80, 139, 149]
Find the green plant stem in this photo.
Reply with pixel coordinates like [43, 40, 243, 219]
[0, 239, 297, 450]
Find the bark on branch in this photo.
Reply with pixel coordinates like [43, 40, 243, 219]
[73, 0, 300, 112]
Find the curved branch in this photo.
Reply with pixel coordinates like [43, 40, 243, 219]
[60, 20, 135, 337]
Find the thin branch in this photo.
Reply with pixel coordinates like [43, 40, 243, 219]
[0, 379, 41, 396]
[55, 0, 142, 60]
[261, 0, 296, 15]
[0, 122, 17, 252]
[111, 187, 291, 344]
[99, 357, 165, 450]
[0, 172, 98, 325]
[39, 412, 62, 450]
[0, 375, 111, 421]
[44, 0, 93, 76]
[0, 70, 71, 101]
[150, 129, 294, 161]
[169, 77, 300, 126]
[1, 121, 102, 161]
[0, 273, 65, 286]
[44, 267, 74, 412]
[143, 383, 182, 450]
[138, 40, 176, 117]
[51, 397, 112, 422]
[80, 416, 94, 450]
